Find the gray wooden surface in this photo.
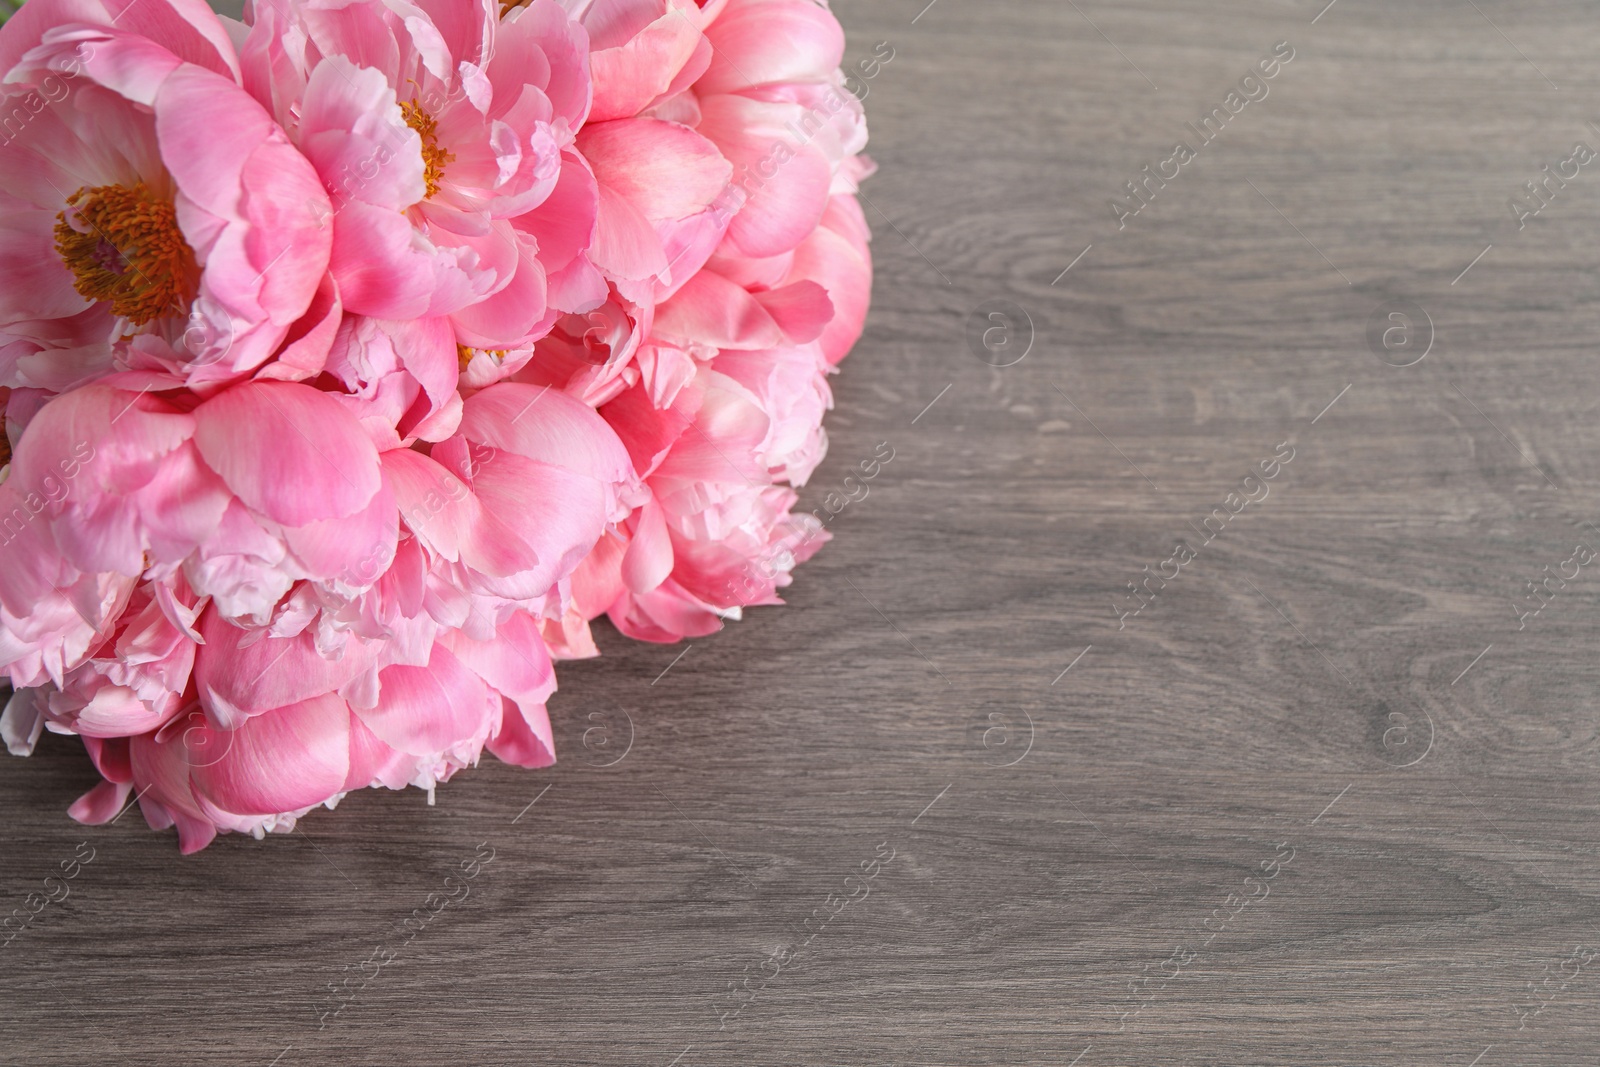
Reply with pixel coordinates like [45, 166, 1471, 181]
[6, 0, 1600, 1063]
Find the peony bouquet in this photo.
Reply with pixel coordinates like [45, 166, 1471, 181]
[0, 0, 871, 850]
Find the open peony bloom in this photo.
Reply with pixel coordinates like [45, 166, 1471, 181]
[235, 0, 594, 349]
[0, 374, 640, 850]
[536, 0, 873, 652]
[9, 609, 560, 854]
[0, 0, 871, 850]
[0, 0, 332, 396]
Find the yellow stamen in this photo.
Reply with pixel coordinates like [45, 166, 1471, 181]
[53, 182, 197, 327]
[457, 344, 506, 371]
[401, 101, 454, 200]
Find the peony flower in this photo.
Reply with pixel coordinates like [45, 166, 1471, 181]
[695, 0, 867, 260]
[0, 355, 641, 849]
[235, 0, 594, 349]
[544, 0, 872, 649]
[8, 608, 560, 853]
[0, 0, 874, 850]
[1, 379, 389, 629]
[0, 0, 332, 395]
[568, 336, 833, 646]
[0, 369, 637, 681]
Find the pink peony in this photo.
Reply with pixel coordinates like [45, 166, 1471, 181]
[9, 608, 559, 853]
[540, 0, 872, 650]
[235, 0, 595, 349]
[695, 0, 867, 260]
[0, 370, 638, 850]
[0, 0, 332, 395]
[0, 0, 873, 850]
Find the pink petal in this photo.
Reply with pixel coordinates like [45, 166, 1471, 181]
[356, 642, 494, 756]
[753, 280, 832, 344]
[330, 201, 486, 320]
[654, 268, 782, 350]
[621, 495, 673, 593]
[587, 0, 707, 122]
[195, 608, 385, 719]
[599, 376, 694, 480]
[157, 64, 333, 368]
[492, 0, 592, 131]
[345, 711, 411, 790]
[449, 230, 549, 349]
[282, 476, 398, 583]
[589, 181, 669, 281]
[455, 383, 637, 491]
[512, 150, 599, 272]
[466, 449, 609, 593]
[443, 611, 554, 710]
[697, 94, 831, 258]
[697, 0, 845, 95]
[608, 576, 725, 642]
[0, 0, 240, 87]
[127, 722, 216, 853]
[577, 117, 731, 225]
[381, 446, 539, 577]
[190, 692, 352, 816]
[486, 697, 555, 768]
[788, 206, 872, 365]
[255, 274, 344, 382]
[192, 381, 381, 526]
[68, 778, 132, 824]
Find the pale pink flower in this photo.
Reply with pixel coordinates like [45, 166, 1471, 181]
[0, 369, 639, 849]
[0, 0, 333, 394]
[236, 0, 594, 349]
[695, 0, 866, 259]
[4, 379, 393, 625]
[0, 0, 876, 851]
[0, 367, 638, 695]
[553, 0, 873, 647]
[40, 579, 200, 738]
[576, 355, 830, 644]
[47, 609, 558, 853]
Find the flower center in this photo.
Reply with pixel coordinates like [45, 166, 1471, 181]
[53, 182, 197, 328]
[401, 101, 454, 200]
[457, 344, 506, 371]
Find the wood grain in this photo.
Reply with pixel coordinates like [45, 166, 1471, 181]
[6, 0, 1600, 1063]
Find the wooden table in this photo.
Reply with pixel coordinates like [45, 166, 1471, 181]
[5, 0, 1600, 1063]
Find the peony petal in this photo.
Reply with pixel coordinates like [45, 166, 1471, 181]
[653, 268, 782, 350]
[1, 685, 46, 755]
[621, 496, 673, 594]
[485, 697, 555, 768]
[282, 477, 398, 583]
[697, 0, 844, 95]
[68, 778, 133, 824]
[192, 381, 381, 526]
[356, 642, 493, 756]
[587, 0, 706, 122]
[696, 94, 832, 258]
[443, 610, 555, 710]
[455, 382, 636, 489]
[190, 692, 351, 816]
[195, 607, 385, 719]
[577, 117, 730, 225]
